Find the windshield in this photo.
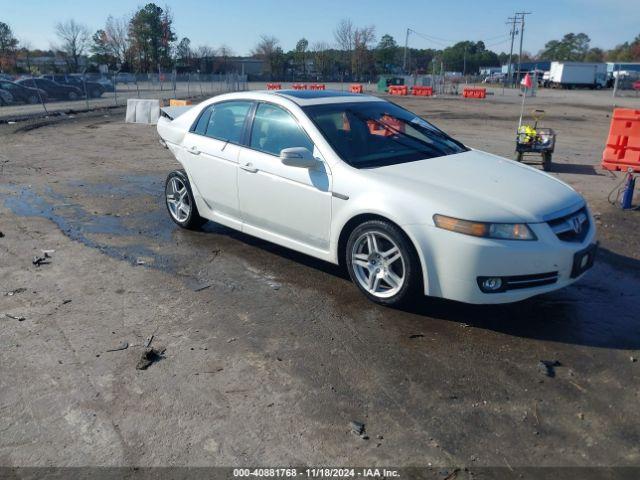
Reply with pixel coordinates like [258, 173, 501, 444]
[303, 101, 467, 168]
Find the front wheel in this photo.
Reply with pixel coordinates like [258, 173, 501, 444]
[165, 170, 207, 230]
[68, 91, 78, 100]
[346, 220, 421, 306]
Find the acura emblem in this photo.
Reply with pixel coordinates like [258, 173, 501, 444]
[570, 216, 583, 234]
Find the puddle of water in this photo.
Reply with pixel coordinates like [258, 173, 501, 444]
[1, 179, 174, 270]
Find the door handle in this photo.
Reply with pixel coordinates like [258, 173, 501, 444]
[188, 146, 200, 155]
[240, 163, 258, 173]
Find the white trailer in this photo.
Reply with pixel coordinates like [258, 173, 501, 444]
[547, 62, 607, 89]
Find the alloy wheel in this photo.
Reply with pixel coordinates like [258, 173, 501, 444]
[351, 230, 406, 298]
[166, 177, 191, 223]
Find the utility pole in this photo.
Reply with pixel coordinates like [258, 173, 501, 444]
[504, 16, 518, 94]
[403, 28, 410, 74]
[515, 12, 532, 86]
[463, 45, 467, 78]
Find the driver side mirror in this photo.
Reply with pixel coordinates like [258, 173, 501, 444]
[280, 147, 317, 168]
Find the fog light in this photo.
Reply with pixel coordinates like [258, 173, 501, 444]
[481, 277, 503, 292]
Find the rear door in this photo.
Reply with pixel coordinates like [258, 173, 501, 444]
[178, 100, 253, 229]
[237, 102, 332, 252]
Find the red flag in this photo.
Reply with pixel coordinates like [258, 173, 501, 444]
[520, 73, 532, 89]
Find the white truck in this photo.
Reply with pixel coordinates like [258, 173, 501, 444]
[547, 62, 608, 89]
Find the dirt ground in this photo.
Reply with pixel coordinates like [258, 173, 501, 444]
[1, 88, 639, 475]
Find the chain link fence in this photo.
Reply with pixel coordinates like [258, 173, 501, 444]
[0, 72, 248, 121]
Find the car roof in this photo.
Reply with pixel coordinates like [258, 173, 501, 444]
[213, 89, 384, 107]
[274, 89, 383, 106]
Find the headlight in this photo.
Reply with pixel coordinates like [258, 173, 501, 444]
[433, 214, 537, 240]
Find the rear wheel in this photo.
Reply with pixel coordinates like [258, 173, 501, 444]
[346, 220, 421, 306]
[27, 94, 39, 104]
[68, 91, 78, 100]
[91, 89, 102, 98]
[165, 170, 207, 230]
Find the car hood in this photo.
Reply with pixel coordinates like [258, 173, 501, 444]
[364, 149, 584, 223]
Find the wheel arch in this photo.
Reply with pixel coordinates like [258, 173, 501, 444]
[335, 212, 429, 294]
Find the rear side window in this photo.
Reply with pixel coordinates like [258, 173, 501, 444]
[192, 106, 212, 136]
[250, 103, 313, 156]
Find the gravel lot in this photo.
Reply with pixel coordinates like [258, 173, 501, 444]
[0, 88, 639, 473]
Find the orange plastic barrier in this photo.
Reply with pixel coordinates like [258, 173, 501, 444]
[309, 83, 326, 90]
[412, 86, 433, 97]
[388, 85, 408, 96]
[266, 83, 282, 90]
[601, 108, 640, 172]
[350, 84, 364, 94]
[292, 84, 307, 90]
[169, 99, 192, 106]
[462, 87, 486, 99]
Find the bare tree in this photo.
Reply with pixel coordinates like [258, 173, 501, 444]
[311, 41, 331, 80]
[217, 44, 233, 73]
[55, 19, 90, 72]
[352, 26, 376, 79]
[195, 45, 215, 58]
[334, 18, 354, 77]
[252, 35, 283, 79]
[19, 39, 32, 73]
[334, 18, 354, 52]
[104, 15, 129, 66]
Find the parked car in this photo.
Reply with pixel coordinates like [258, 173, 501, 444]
[0, 88, 14, 105]
[41, 74, 104, 98]
[86, 74, 115, 92]
[0, 80, 48, 104]
[16, 77, 82, 100]
[156, 90, 596, 306]
[116, 72, 136, 84]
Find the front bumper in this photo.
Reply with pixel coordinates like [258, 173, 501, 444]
[405, 215, 597, 304]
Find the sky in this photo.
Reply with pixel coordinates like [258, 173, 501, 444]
[2, 0, 638, 56]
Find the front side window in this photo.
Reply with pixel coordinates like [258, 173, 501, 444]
[250, 103, 314, 156]
[303, 101, 467, 168]
[192, 101, 252, 143]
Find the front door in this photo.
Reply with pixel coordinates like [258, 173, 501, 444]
[178, 100, 253, 228]
[238, 103, 332, 253]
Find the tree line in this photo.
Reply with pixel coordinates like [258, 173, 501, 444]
[0, 4, 639, 79]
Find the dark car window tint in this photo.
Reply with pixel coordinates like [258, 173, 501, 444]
[304, 101, 467, 168]
[192, 106, 213, 136]
[203, 101, 251, 143]
[250, 103, 313, 156]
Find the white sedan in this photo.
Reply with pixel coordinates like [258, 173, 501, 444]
[157, 90, 596, 305]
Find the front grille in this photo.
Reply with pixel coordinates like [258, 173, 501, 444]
[477, 272, 559, 293]
[547, 207, 590, 242]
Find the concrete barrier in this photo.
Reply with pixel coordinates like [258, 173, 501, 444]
[125, 99, 160, 124]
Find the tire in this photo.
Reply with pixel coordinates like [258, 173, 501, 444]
[28, 94, 39, 104]
[345, 219, 421, 306]
[542, 152, 552, 171]
[91, 89, 102, 98]
[164, 170, 207, 230]
[68, 91, 78, 100]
